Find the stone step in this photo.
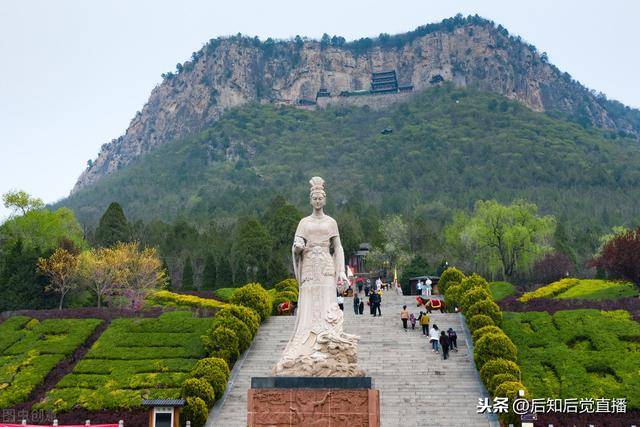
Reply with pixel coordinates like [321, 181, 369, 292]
[207, 293, 498, 426]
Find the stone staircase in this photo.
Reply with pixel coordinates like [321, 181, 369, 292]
[207, 292, 498, 426]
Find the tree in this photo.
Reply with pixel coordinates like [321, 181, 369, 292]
[106, 242, 166, 309]
[0, 207, 85, 253]
[182, 256, 195, 290]
[95, 202, 130, 247]
[37, 247, 81, 309]
[553, 216, 576, 266]
[2, 190, 44, 215]
[78, 247, 119, 307]
[445, 200, 555, 278]
[365, 215, 411, 274]
[399, 255, 431, 294]
[320, 33, 331, 48]
[217, 257, 233, 287]
[202, 254, 217, 290]
[531, 251, 574, 284]
[231, 217, 271, 284]
[590, 226, 640, 286]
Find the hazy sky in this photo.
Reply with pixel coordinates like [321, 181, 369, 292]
[1, 0, 638, 221]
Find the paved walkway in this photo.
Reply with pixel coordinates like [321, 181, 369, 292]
[207, 292, 497, 426]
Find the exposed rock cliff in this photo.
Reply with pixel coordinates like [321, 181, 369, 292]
[73, 15, 640, 192]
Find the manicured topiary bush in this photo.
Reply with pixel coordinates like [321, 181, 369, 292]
[494, 381, 531, 425]
[468, 314, 495, 333]
[191, 357, 229, 400]
[216, 305, 260, 338]
[466, 299, 502, 325]
[444, 284, 463, 309]
[479, 357, 521, 389]
[488, 373, 519, 395]
[182, 396, 208, 427]
[230, 283, 272, 322]
[472, 325, 503, 343]
[460, 273, 490, 294]
[439, 267, 465, 294]
[474, 332, 517, 368]
[210, 313, 252, 352]
[274, 278, 298, 294]
[460, 287, 492, 311]
[204, 326, 240, 365]
[182, 378, 215, 407]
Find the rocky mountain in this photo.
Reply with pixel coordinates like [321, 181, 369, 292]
[73, 15, 640, 192]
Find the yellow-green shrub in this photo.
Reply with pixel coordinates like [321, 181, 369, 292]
[460, 274, 490, 294]
[230, 283, 272, 322]
[472, 325, 503, 343]
[204, 326, 239, 365]
[466, 299, 502, 325]
[439, 267, 465, 294]
[474, 333, 517, 368]
[444, 284, 463, 309]
[461, 287, 492, 311]
[182, 378, 215, 407]
[216, 305, 260, 338]
[191, 358, 229, 400]
[468, 314, 495, 333]
[183, 396, 208, 427]
[210, 314, 252, 352]
[494, 382, 531, 425]
[488, 373, 519, 395]
[518, 278, 579, 302]
[148, 290, 229, 310]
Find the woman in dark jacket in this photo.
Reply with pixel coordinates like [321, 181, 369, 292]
[439, 331, 450, 360]
[353, 294, 360, 315]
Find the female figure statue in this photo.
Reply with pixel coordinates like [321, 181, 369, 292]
[273, 177, 363, 377]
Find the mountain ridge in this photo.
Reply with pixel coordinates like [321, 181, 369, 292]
[73, 14, 640, 193]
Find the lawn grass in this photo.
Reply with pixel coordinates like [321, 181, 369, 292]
[489, 281, 516, 301]
[0, 317, 102, 408]
[501, 309, 640, 408]
[35, 311, 212, 412]
[556, 280, 638, 300]
[519, 278, 638, 302]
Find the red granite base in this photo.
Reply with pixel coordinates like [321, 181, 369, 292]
[247, 388, 380, 426]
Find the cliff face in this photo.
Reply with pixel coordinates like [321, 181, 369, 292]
[73, 18, 638, 192]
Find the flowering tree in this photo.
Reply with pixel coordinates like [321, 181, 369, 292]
[78, 248, 117, 307]
[590, 226, 640, 287]
[37, 248, 80, 309]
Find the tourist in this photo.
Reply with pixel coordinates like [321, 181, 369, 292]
[358, 299, 364, 315]
[439, 331, 450, 360]
[416, 279, 423, 295]
[357, 280, 363, 294]
[409, 312, 416, 330]
[365, 279, 371, 296]
[425, 278, 432, 296]
[447, 328, 458, 352]
[353, 294, 360, 315]
[369, 292, 376, 316]
[395, 280, 403, 295]
[418, 311, 430, 336]
[375, 290, 382, 317]
[429, 324, 440, 352]
[375, 277, 382, 291]
[400, 305, 409, 330]
[337, 294, 344, 311]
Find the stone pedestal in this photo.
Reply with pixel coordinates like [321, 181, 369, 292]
[248, 377, 379, 427]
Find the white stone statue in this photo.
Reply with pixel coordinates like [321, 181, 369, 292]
[273, 177, 364, 377]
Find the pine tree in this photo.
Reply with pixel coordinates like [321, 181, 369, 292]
[202, 254, 217, 290]
[162, 259, 172, 289]
[217, 257, 233, 287]
[95, 202, 130, 247]
[182, 256, 194, 290]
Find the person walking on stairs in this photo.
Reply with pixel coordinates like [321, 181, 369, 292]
[400, 305, 409, 330]
[439, 330, 450, 360]
[409, 312, 416, 330]
[429, 324, 440, 352]
[368, 292, 375, 315]
[337, 294, 344, 311]
[353, 294, 360, 315]
[374, 291, 382, 317]
[358, 299, 364, 315]
[419, 311, 430, 336]
[447, 327, 458, 352]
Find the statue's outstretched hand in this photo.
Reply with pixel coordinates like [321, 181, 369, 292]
[293, 236, 306, 253]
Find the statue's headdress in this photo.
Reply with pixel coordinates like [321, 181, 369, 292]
[309, 176, 326, 197]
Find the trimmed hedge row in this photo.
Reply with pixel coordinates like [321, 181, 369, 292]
[441, 268, 528, 424]
[147, 290, 230, 310]
[0, 317, 102, 408]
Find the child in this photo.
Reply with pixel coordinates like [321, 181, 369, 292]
[409, 312, 416, 330]
[447, 327, 458, 352]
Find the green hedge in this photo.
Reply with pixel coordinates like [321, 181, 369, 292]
[443, 284, 463, 309]
[480, 358, 521, 386]
[474, 333, 518, 370]
[438, 267, 465, 294]
[205, 326, 239, 365]
[460, 274, 490, 294]
[230, 283, 272, 322]
[468, 314, 495, 333]
[216, 305, 260, 338]
[191, 357, 229, 400]
[210, 314, 251, 352]
[183, 396, 208, 427]
[182, 378, 215, 407]
[466, 299, 502, 325]
[472, 325, 503, 343]
[460, 287, 492, 312]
